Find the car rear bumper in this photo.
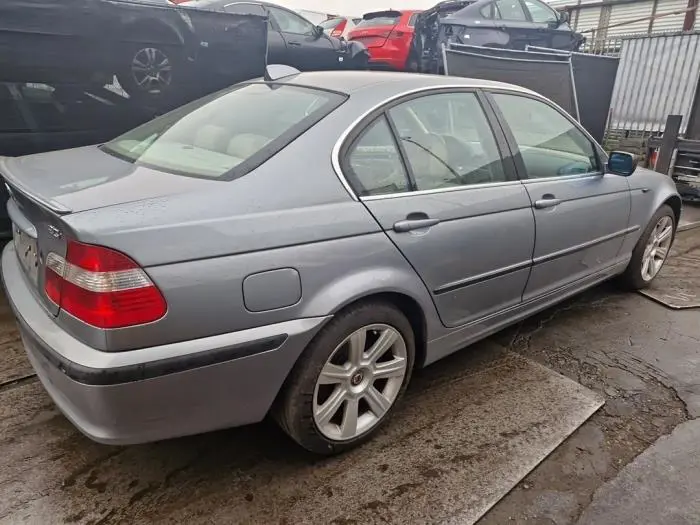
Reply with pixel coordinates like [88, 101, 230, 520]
[365, 45, 410, 71]
[2, 243, 328, 445]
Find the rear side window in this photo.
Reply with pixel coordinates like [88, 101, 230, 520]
[345, 116, 410, 196]
[102, 83, 345, 180]
[495, 0, 528, 20]
[407, 13, 418, 26]
[222, 2, 266, 15]
[357, 14, 401, 27]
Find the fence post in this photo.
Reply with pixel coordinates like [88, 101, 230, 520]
[655, 114, 683, 175]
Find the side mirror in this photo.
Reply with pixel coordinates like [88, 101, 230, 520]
[313, 25, 324, 38]
[607, 151, 638, 176]
[559, 11, 570, 24]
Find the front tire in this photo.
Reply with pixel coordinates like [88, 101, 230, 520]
[274, 301, 415, 455]
[621, 204, 676, 289]
[117, 36, 182, 104]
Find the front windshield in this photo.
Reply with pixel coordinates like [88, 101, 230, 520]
[102, 83, 345, 179]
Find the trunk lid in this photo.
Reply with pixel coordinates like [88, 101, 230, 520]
[0, 146, 218, 213]
[350, 10, 402, 48]
[1, 146, 218, 315]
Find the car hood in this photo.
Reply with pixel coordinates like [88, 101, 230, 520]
[0, 146, 219, 214]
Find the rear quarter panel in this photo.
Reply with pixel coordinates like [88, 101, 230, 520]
[62, 96, 444, 351]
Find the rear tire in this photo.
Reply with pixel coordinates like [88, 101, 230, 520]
[116, 29, 183, 104]
[274, 301, 415, 455]
[620, 204, 676, 290]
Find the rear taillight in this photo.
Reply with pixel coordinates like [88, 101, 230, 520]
[331, 20, 346, 37]
[45, 241, 166, 329]
[389, 30, 405, 38]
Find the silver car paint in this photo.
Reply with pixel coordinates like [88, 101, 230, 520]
[2, 71, 682, 444]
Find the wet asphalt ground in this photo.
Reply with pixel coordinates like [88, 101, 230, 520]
[1, 230, 699, 525]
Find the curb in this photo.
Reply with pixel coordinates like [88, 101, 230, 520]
[678, 220, 700, 232]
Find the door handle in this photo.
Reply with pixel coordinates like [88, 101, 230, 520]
[288, 41, 302, 46]
[534, 196, 562, 209]
[393, 217, 440, 233]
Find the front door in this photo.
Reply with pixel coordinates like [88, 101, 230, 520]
[487, 91, 632, 301]
[266, 6, 337, 70]
[342, 90, 535, 327]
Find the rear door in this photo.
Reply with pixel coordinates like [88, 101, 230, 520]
[492, 0, 542, 49]
[266, 6, 337, 70]
[520, 0, 566, 49]
[487, 91, 631, 300]
[341, 90, 535, 327]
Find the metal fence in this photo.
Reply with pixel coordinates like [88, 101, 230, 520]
[607, 32, 700, 135]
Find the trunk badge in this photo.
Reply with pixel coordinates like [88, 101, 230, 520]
[47, 225, 63, 239]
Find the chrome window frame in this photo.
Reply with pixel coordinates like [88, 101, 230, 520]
[331, 82, 607, 202]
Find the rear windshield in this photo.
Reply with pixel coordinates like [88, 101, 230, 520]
[358, 14, 400, 26]
[319, 17, 343, 29]
[102, 83, 345, 180]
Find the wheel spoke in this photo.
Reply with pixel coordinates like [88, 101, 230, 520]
[373, 357, 406, 380]
[364, 385, 391, 417]
[315, 387, 346, 426]
[657, 225, 673, 243]
[348, 330, 366, 366]
[641, 254, 652, 279]
[318, 363, 350, 385]
[365, 328, 398, 363]
[656, 246, 669, 259]
[340, 398, 359, 439]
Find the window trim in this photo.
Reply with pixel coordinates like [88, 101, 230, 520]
[338, 87, 520, 200]
[483, 89, 606, 182]
[222, 1, 266, 15]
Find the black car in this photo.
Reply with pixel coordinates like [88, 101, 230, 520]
[414, 0, 584, 73]
[184, 0, 369, 71]
[0, 0, 268, 104]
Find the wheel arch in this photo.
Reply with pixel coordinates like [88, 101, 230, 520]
[330, 291, 429, 369]
[663, 194, 682, 229]
[121, 19, 184, 45]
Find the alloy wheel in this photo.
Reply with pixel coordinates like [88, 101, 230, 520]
[641, 215, 673, 281]
[130, 47, 172, 94]
[312, 324, 408, 441]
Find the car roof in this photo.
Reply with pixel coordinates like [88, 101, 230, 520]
[271, 70, 535, 97]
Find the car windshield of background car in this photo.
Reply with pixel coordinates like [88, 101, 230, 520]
[101, 84, 344, 179]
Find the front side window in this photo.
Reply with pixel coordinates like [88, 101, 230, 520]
[268, 6, 315, 34]
[388, 92, 508, 190]
[523, 0, 558, 23]
[492, 93, 598, 178]
[345, 116, 410, 196]
[494, 0, 528, 21]
[102, 83, 344, 180]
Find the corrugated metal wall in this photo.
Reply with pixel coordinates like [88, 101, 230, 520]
[650, 0, 691, 33]
[576, 6, 603, 32]
[606, 1, 654, 36]
[608, 33, 700, 133]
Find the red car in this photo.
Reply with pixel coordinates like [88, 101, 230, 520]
[348, 9, 421, 71]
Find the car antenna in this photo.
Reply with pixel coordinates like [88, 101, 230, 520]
[264, 64, 301, 81]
